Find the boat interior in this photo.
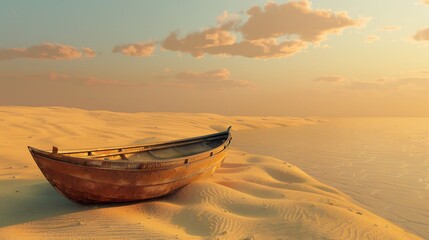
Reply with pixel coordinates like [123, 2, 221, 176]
[55, 133, 229, 162]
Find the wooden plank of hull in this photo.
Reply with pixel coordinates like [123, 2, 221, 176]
[31, 148, 226, 204]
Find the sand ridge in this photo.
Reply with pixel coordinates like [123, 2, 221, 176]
[0, 106, 420, 239]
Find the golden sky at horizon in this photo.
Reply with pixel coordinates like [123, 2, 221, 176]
[1, 0, 429, 116]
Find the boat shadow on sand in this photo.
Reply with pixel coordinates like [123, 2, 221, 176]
[0, 179, 87, 227]
[0, 179, 168, 227]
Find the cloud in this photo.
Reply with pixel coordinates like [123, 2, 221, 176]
[412, 28, 429, 41]
[80, 76, 133, 86]
[378, 26, 401, 32]
[163, 29, 236, 57]
[161, 0, 363, 59]
[241, 1, 363, 42]
[421, 0, 429, 5]
[171, 69, 254, 89]
[312, 72, 429, 91]
[404, 69, 429, 76]
[3, 69, 252, 90]
[348, 77, 429, 91]
[47, 72, 69, 81]
[82, 47, 96, 58]
[216, 11, 241, 29]
[365, 35, 380, 43]
[205, 38, 308, 59]
[2, 72, 134, 87]
[313, 76, 345, 83]
[3, 67, 253, 90]
[175, 69, 230, 81]
[164, 32, 307, 59]
[0, 43, 89, 60]
[112, 42, 156, 57]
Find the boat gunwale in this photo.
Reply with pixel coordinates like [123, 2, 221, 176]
[55, 126, 231, 154]
[28, 128, 232, 171]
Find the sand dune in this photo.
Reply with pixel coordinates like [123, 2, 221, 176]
[0, 106, 420, 239]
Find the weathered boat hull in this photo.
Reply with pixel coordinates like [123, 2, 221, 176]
[28, 128, 231, 204]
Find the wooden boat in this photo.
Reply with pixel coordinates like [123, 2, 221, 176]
[28, 127, 232, 204]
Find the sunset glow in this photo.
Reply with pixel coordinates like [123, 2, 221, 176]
[1, 0, 429, 116]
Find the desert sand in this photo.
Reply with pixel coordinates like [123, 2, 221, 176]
[0, 106, 420, 239]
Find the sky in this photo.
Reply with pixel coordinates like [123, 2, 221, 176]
[1, 0, 429, 117]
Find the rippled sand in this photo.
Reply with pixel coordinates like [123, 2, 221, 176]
[233, 118, 429, 239]
[0, 107, 420, 239]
